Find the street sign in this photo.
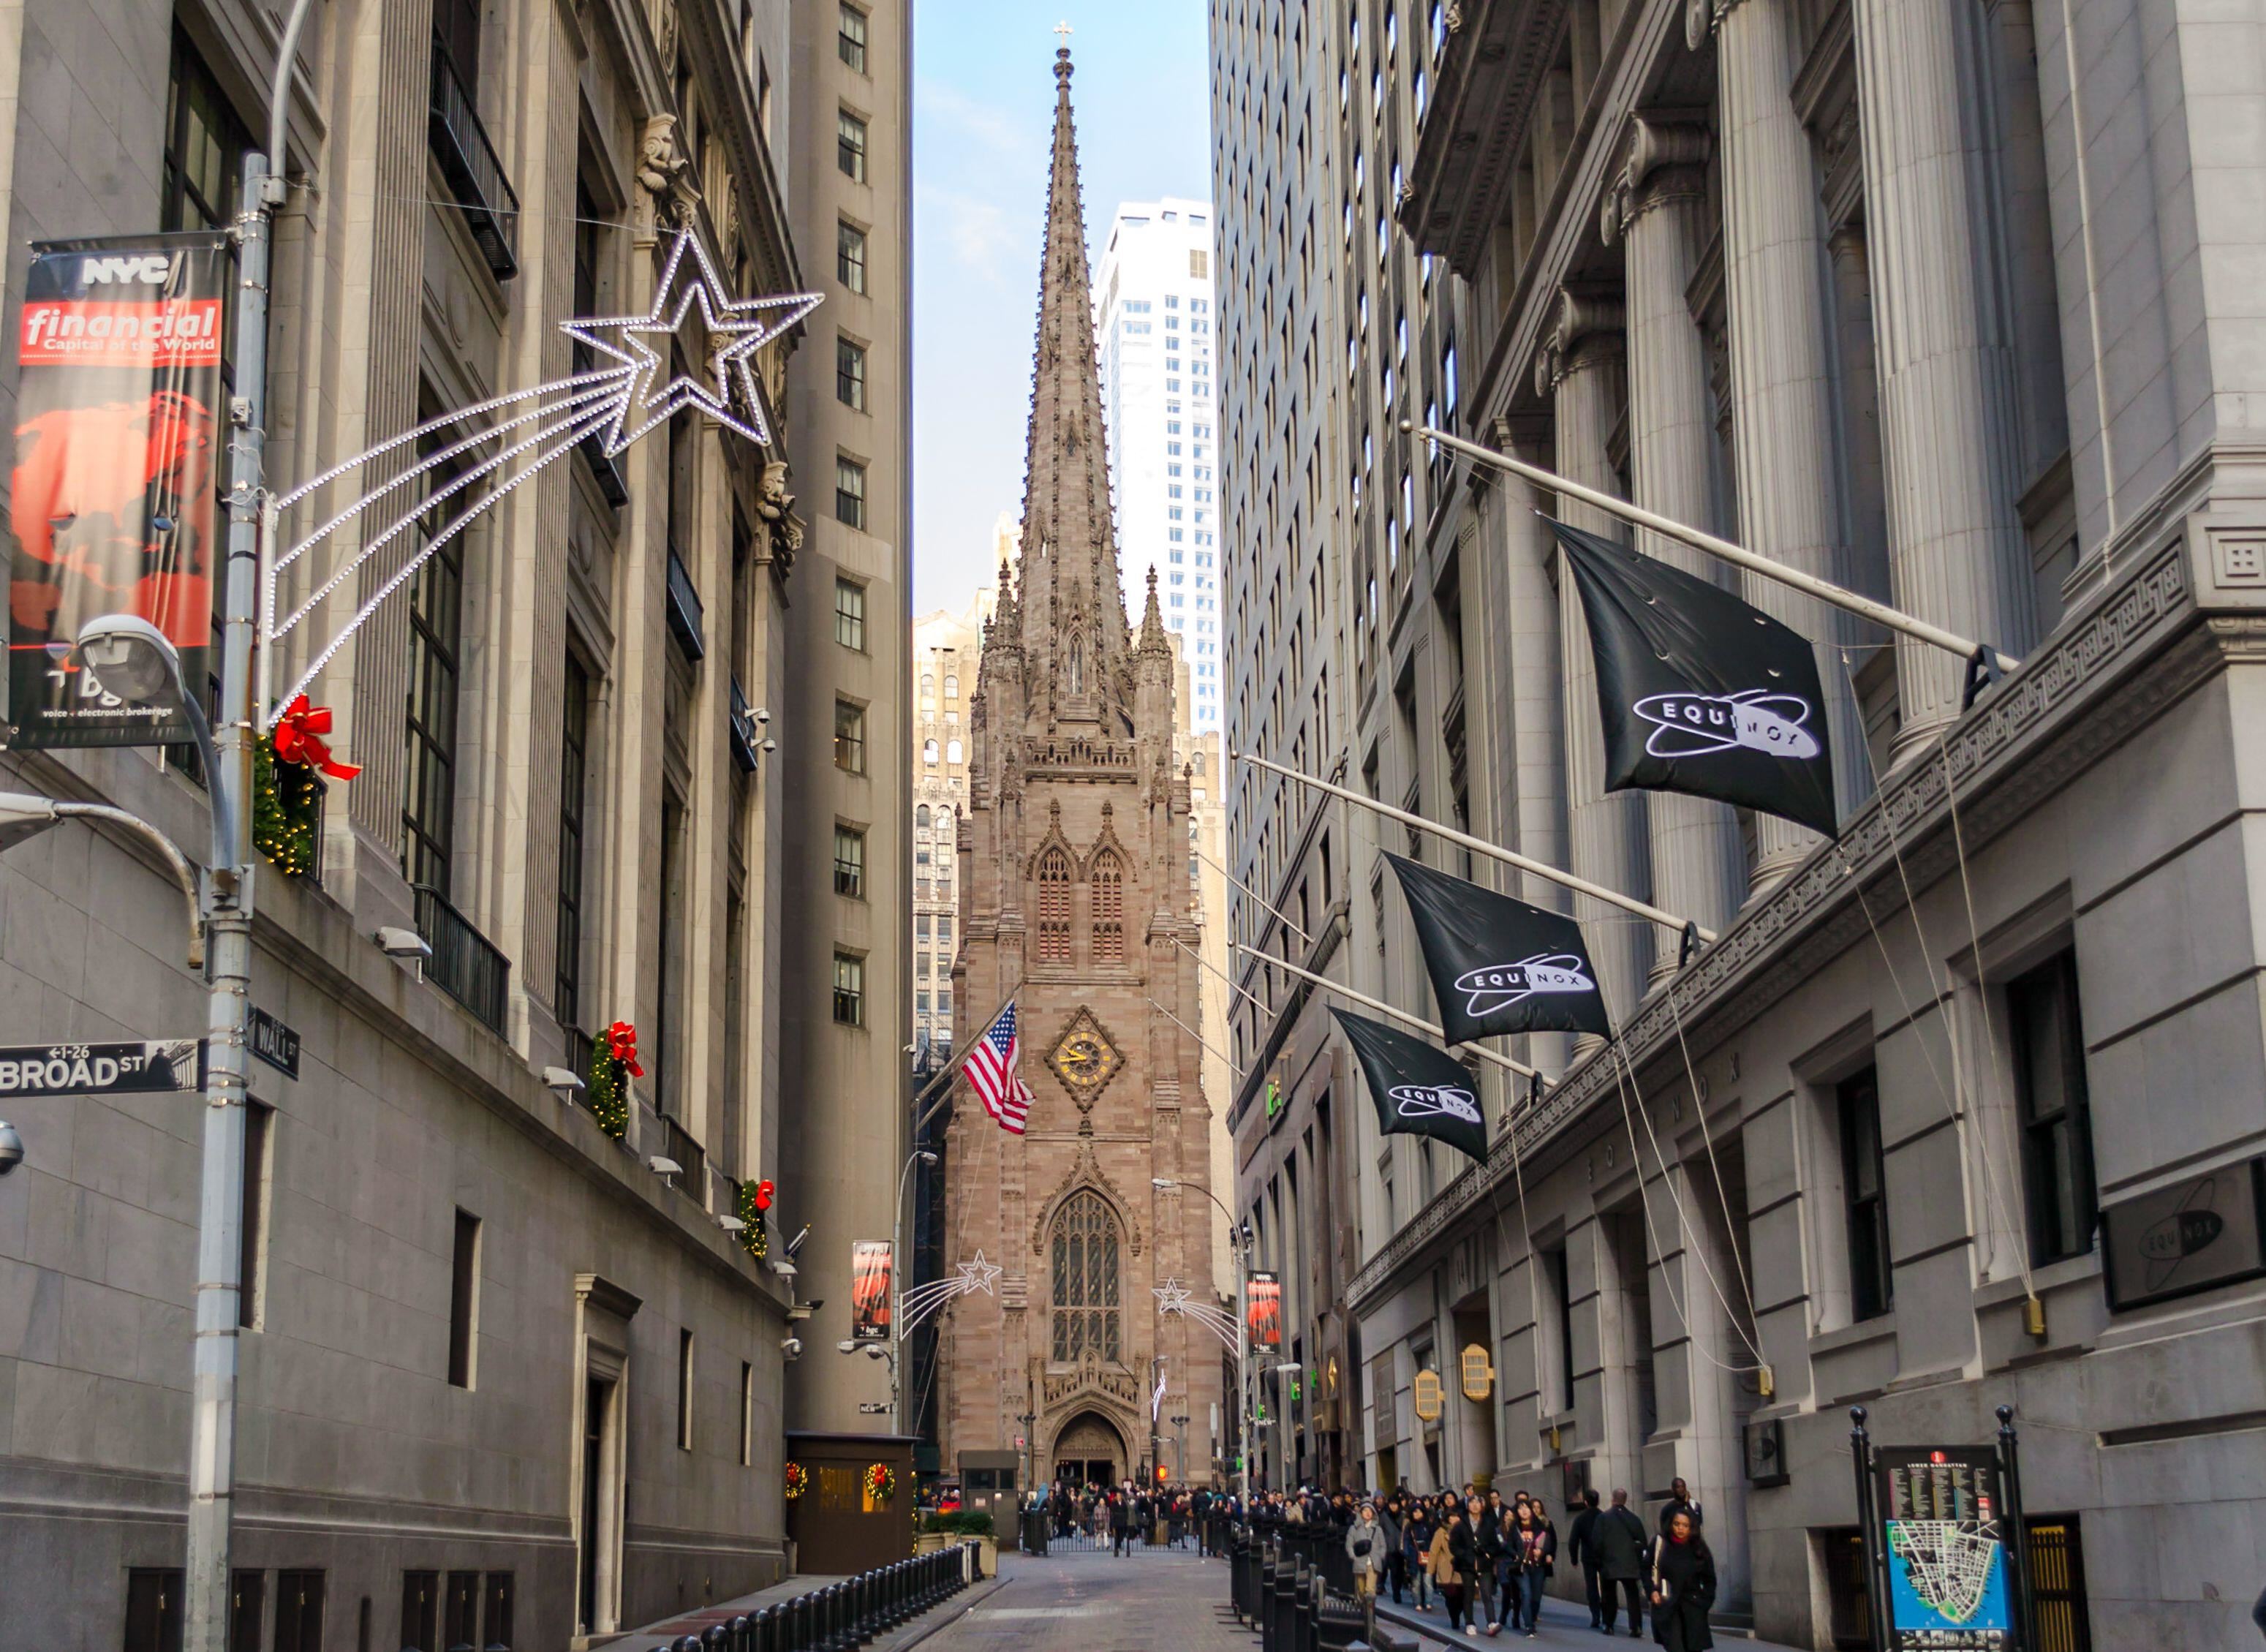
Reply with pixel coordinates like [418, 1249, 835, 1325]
[0, 1038, 203, 1098]
[248, 1008, 300, 1079]
[857, 1402, 888, 1415]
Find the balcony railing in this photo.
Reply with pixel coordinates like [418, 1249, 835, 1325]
[666, 546, 706, 661]
[657, 1109, 706, 1194]
[412, 883, 510, 1033]
[428, 34, 520, 279]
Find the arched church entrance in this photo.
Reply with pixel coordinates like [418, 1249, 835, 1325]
[1051, 1409, 1128, 1489]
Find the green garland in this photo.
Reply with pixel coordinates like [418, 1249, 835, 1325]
[252, 734, 323, 878]
[736, 1178, 770, 1260]
[587, 1030, 629, 1139]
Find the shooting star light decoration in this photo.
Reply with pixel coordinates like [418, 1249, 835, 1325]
[896, 1250, 1003, 1335]
[259, 227, 822, 729]
[1152, 1277, 1242, 1355]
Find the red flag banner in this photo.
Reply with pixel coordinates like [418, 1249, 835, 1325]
[1247, 1271, 1283, 1351]
[850, 1240, 894, 1342]
[7, 235, 230, 749]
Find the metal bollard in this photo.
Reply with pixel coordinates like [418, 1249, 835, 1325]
[703, 1623, 728, 1652]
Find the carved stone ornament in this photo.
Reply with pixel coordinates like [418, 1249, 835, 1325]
[1028, 1132, 1146, 1258]
[1533, 289, 1626, 396]
[1042, 1348, 1143, 1411]
[1046, 1005, 1125, 1106]
[755, 459, 803, 571]
[1598, 119, 1712, 246]
[637, 113, 703, 226]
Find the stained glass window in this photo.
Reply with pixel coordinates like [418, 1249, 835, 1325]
[1051, 1191, 1121, 1362]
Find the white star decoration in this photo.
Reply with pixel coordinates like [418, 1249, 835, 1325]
[1152, 1278, 1192, 1313]
[562, 227, 823, 454]
[956, 1252, 1003, 1295]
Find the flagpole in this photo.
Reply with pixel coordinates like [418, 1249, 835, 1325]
[1174, 935, 1274, 1022]
[1233, 942, 1544, 1085]
[1232, 750, 1716, 945]
[1147, 995, 1245, 1085]
[1406, 421, 2021, 677]
[1195, 845, 1310, 947]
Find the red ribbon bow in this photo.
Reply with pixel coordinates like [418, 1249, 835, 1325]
[272, 695, 361, 780]
[607, 1020, 644, 1078]
[754, 1179, 775, 1213]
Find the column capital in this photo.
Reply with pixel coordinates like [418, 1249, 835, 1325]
[1685, 0, 1751, 50]
[1533, 289, 1625, 395]
[1600, 118, 1712, 245]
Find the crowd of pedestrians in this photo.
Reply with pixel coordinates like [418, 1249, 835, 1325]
[1033, 1479, 1217, 1553]
[1196, 1476, 1718, 1648]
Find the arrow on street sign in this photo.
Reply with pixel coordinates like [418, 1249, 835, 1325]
[0, 1039, 203, 1098]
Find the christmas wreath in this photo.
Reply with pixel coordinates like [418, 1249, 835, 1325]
[586, 1020, 642, 1140]
[864, 1463, 896, 1504]
[736, 1178, 775, 1261]
[252, 733, 325, 878]
[785, 1461, 808, 1501]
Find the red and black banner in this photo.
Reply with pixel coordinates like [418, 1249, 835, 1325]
[1246, 1270, 1282, 1350]
[850, 1240, 893, 1341]
[7, 234, 229, 748]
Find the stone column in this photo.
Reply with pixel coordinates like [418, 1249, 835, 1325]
[1603, 121, 1747, 965]
[1701, 0, 1867, 885]
[1848, 0, 2036, 752]
[1536, 293, 1653, 1029]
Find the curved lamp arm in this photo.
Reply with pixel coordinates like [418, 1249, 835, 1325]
[0, 793, 205, 969]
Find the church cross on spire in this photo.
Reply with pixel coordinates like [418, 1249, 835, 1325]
[1011, 41, 1132, 731]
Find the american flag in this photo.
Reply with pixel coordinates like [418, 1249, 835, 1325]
[963, 1001, 1033, 1134]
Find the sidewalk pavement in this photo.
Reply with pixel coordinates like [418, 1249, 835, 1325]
[1375, 1582, 1808, 1651]
[604, 1574, 843, 1648]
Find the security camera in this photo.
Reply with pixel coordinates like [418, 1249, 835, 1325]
[753, 707, 771, 725]
[838, 1339, 859, 1354]
[719, 1215, 747, 1233]
[865, 1343, 889, 1361]
[542, 1065, 585, 1098]
[374, 926, 431, 960]
[760, 738, 778, 753]
[781, 1335, 803, 1360]
[768, 1259, 798, 1279]
[0, 1120, 21, 1177]
[648, 1155, 683, 1178]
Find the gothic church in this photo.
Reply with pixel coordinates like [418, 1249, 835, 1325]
[939, 47, 1223, 1490]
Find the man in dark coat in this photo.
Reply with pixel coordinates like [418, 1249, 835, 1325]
[1110, 1489, 1133, 1556]
[1567, 1489, 1605, 1629]
[1657, 1477, 1704, 1537]
[1594, 1488, 1649, 1636]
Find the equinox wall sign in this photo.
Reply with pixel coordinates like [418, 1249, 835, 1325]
[258, 227, 822, 728]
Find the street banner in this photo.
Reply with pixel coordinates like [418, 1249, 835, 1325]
[7, 233, 229, 749]
[1875, 1447, 2017, 1651]
[0, 1038, 203, 1098]
[1386, 851, 1611, 1042]
[1245, 1270, 1281, 1350]
[1332, 1007, 1490, 1163]
[1551, 516, 1839, 838]
[850, 1240, 892, 1341]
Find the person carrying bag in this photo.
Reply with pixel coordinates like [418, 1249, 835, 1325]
[1648, 1510, 1717, 1652]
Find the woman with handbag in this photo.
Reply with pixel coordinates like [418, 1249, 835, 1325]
[1649, 1510, 1718, 1651]
[1506, 1503, 1557, 1636]
[1427, 1506, 1476, 1634]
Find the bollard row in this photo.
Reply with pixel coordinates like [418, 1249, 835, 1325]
[1220, 1528, 1383, 1652]
[642, 1541, 978, 1652]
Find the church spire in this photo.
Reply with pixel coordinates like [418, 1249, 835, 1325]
[1013, 44, 1132, 730]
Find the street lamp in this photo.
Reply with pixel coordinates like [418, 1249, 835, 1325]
[72, 616, 232, 872]
[1153, 1175, 1253, 1504]
[0, 792, 203, 968]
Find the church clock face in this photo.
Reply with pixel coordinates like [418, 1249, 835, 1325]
[1047, 1008, 1123, 1102]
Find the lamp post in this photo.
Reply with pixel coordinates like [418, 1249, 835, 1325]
[891, 1147, 938, 1433]
[1016, 1408, 1036, 1500]
[1152, 1176, 1252, 1504]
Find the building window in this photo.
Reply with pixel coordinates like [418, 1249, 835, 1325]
[124, 1570, 185, 1652]
[837, 219, 868, 293]
[238, 1100, 271, 1329]
[2009, 950, 2098, 1265]
[837, 2, 868, 72]
[833, 952, 866, 1025]
[834, 577, 867, 649]
[162, 29, 249, 237]
[924, 738, 939, 766]
[1091, 848, 1124, 962]
[837, 109, 868, 181]
[401, 1571, 440, 1652]
[448, 1208, 480, 1388]
[834, 699, 866, 773]
[1050, 1190, 1123, 1362]
[834, 824, 866, 898]
[275, 1571, 325, 1652]
[835, 456, 867, 528]
[945, 738, 963, 763]
[740, 1361, 755, 1465]
[403, 404, 467, 894]
[676, 1327, 694, 1450]
[1838, 1066, 1893, 1321]
[1035, 845, 1073, 962]
[944, 674, 959, 701]
[836, 336, 867, 410]
[556, 655, 590, 1030]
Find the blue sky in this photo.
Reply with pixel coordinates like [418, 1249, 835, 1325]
[911, 1, 1214, 614]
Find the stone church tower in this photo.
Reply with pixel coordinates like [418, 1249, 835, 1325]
[939, 47, 1222, 1490]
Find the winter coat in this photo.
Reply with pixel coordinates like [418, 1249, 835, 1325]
[1346, 1517, 1386, 1579]
[1594, 1506, 1649, 1581]
[1568, 1507, 1601, 1569]
[1424, 1526, 1461, 1585]
[1650, 1534, 1717, 1652]
[1109, 1498, 1131, 1532]
[1510, 1519, 1557, 1577]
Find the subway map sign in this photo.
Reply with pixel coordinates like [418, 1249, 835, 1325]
[1876, 1447, 2016, 1651]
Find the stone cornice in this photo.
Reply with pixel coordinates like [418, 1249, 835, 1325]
[1348, 532, 2210, 1312]
[1400, 0, 1572, 272]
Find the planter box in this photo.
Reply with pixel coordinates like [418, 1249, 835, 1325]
[913, 1532, 996, 1577]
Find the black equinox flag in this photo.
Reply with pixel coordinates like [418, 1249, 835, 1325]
[1386, 853, 1612, 1044]
[1332, 1008, 1489, 1163]
[1552, 516, 1839, 837]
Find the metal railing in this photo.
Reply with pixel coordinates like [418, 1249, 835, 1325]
[1224, 1526, 1400, 1652]
[666, 546, 706, 661]
[730, 678, 762, 773]
[657, 1109, 705, 1193]
[427, 33, 520, 278]
[632, 1542, 978, 1652]
[412, 883, 510, 1033]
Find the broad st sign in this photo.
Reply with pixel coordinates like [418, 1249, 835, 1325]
[0, 1038, 203, 1098]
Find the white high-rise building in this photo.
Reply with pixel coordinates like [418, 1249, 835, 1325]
[1093, 195, 1222, 730]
